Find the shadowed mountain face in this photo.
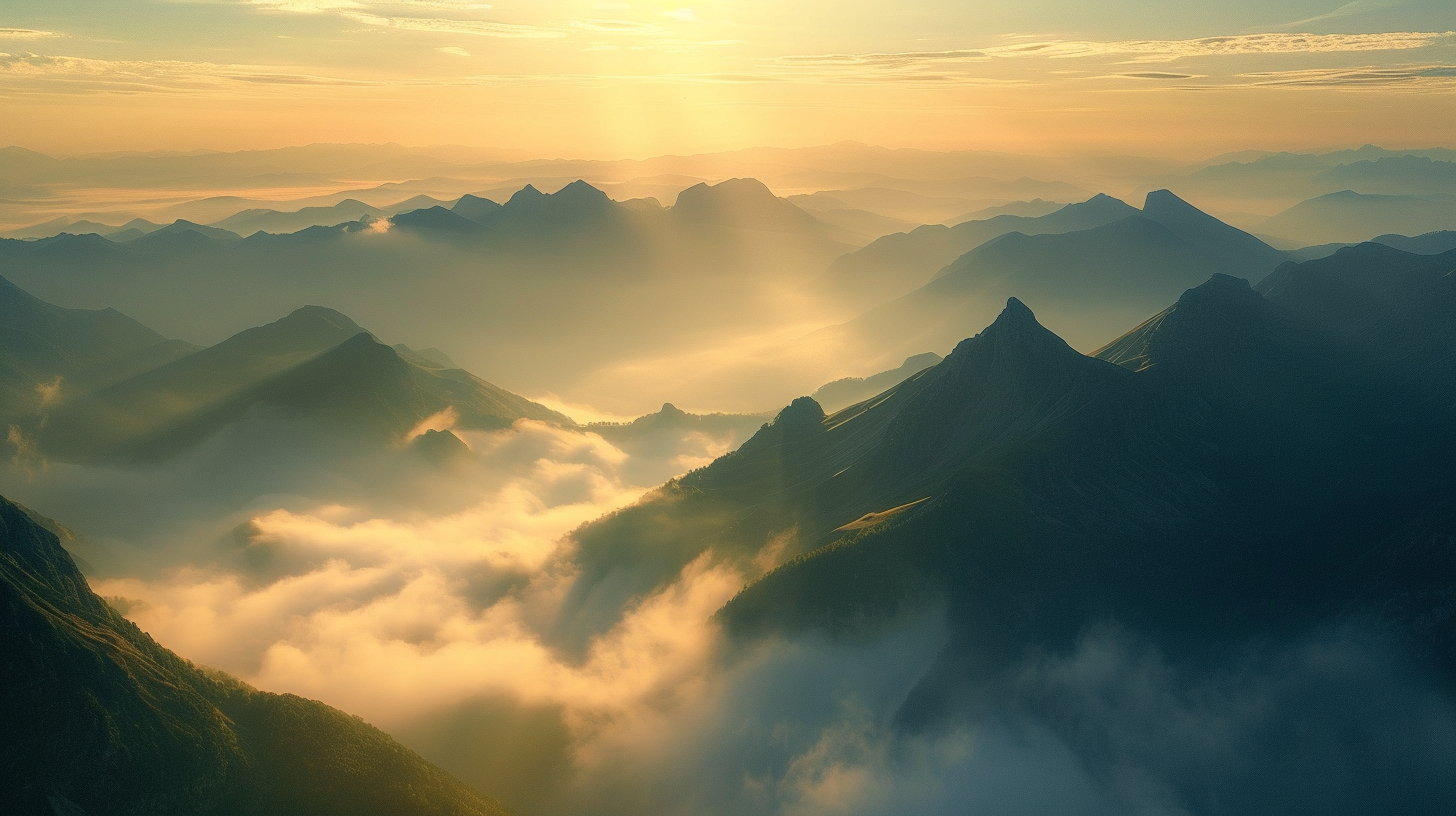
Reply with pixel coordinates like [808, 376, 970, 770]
[827, 191, 1285, 362]
[33, 305, 570, 464]
[0, 496, 510, 816]
[825, 193, 1141, 307]
[555, 259, 1456, 810]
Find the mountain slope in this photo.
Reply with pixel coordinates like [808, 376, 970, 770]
[830, 195, 1283, 362]
[36, 306, 570, 463]
[825, 193, 1141, 306]
[0, 273, 193, 420]
[1260, 191, 1456, 244]
[0, 496, 510, 816]
[557, 263, 1456, 810]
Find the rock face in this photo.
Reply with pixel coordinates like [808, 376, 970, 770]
[0, 496, 511, 816]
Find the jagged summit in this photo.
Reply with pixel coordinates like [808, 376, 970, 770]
[948, 296, 1080, 366]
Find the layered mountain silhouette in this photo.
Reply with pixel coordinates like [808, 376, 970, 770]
[560, 250, 1456, 804]
[0, 274, 195, 421]
[1372, 230, 1456, 255]
[214, 199, 385, 236]
[810, 351, 942, 413]
[827, 190, 1286, 359]
[0, 178, 845, 401]
[826, 193, 1140, 306]
[34, 305, 569, 464]
[1261, 190, 1456, 244]
[0, 496, 510, 816]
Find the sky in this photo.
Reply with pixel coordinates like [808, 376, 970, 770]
[0, 0, 1454, 160]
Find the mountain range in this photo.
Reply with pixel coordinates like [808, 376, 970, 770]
[0, 178, 850, 406]
[29, 304, 568, 464]
[825, 192, 1141, 307]
[553, 244, 1456, 808]
[824, 189, 1285, 361]
[1259, 191, 1456, 244]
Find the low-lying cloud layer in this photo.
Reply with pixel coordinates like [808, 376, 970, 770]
[7, 405, 1454, 815]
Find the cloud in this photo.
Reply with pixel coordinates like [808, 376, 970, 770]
[0, 52, 387, 94]
[344, 11, 566, 38]
[248, 0, 367, 12]
[979, 30, 1453, 61]
[1235, 63, 1456, 90]
[0, 28, 60, 40]
[570, 19, 663, 34]
[437, 45, 472, 57]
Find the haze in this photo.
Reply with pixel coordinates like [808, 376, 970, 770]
[2, 2, 1455, 816]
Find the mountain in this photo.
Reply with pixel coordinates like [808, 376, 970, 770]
[830, 191, 1284, 362]
[671, 178, 827, 236]
[213, 199, 385, 236]
[586, 402, 770, 446]
[825, 193, 1141, 307]
[451, 194, 504, 224]
[1372, 230, 1456, 255]
[0, 495, 510, 816]
[138, 219, 242, 242]
[35, 305, 570, 463]
[810, 351, 943, 413]
[1314, 156, 1456, 195]
[0, 177, 850, 408]
[1260, 191, 1456, 244]
[0, 273, 194, 420]
[557, 263, 1456, 808]
[391, 206, 488, 237]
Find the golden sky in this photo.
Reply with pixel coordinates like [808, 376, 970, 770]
[1, 0, 1454, 156]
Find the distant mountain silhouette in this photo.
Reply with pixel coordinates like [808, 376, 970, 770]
[36, 305, 570, 463]
[0, 273, 193, 420]
[827, 193, 1140, 306]
[214, 199, 385, 236]
[451, 193, 503, 223]
[810, 352, 942, 413]
[0, 177, 847, 402]
[1261, 190, 1456, 244]
[830, 191, 1285, 361]
[1371, 230, 1456, 255]
[0, 496, 509, 816]
[1314, 155, 1456, 196]
[133, 219, 242, 243]
[672, 178, 827, 236]
[391, 205, 489, 236]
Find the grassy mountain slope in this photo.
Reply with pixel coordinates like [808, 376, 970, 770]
[0, 496, 511, 816]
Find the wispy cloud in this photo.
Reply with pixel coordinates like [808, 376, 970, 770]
[248, 0, 366, 12]
[0, 52, 382, 94]
[1237, 63, 1456, 90]
[343, 11, 566, 38]
[0, 28, 61, 40]
[783, 31, 1455, 74]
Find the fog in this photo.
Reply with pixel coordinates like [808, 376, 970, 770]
[6, 402, 1449, 815]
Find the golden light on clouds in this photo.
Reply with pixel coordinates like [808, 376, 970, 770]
[0, 1, 1449, 155]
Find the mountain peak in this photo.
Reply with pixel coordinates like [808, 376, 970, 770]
[1142, 188, 1198, 214]
[962, 297, 1069, 353]
[508, 184, 543, 203]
